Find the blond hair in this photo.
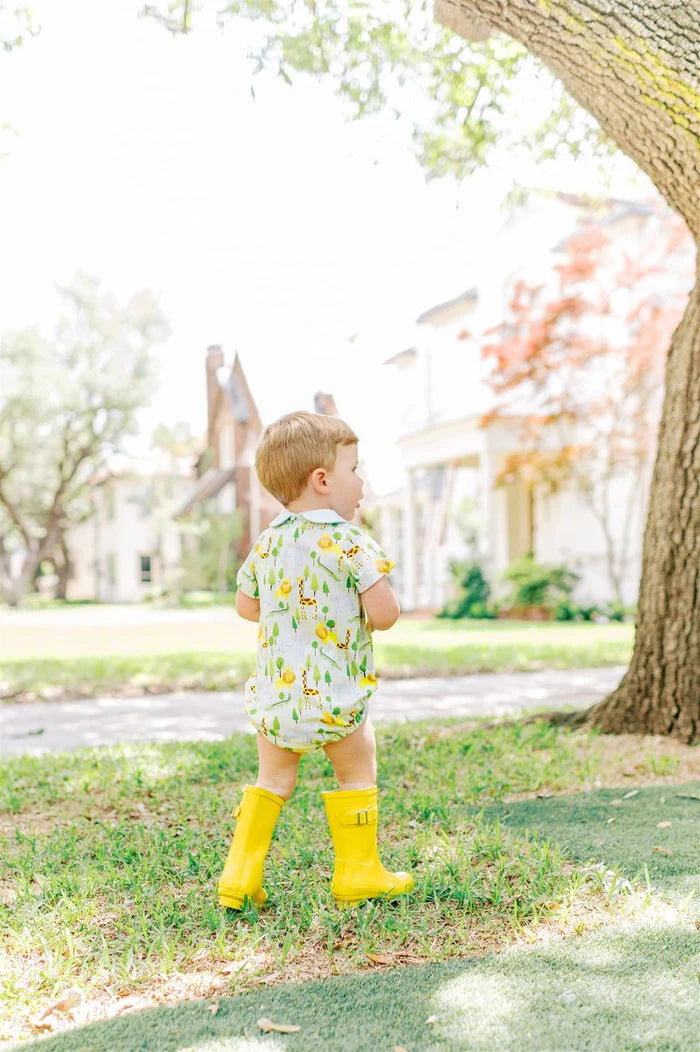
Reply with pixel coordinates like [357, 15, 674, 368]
[255, 411, 358, 505]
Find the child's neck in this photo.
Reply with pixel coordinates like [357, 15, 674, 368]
[286, 495, 337, 514]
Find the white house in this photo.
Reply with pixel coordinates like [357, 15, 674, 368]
[66, 464, 191, 603]
[369, 194, 694, 612]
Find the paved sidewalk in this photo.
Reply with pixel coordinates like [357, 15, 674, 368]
[0, 667, 625, 756]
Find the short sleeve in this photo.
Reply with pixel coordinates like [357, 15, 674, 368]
[341, 529, 397, 595]
[236, 544, 259, 599]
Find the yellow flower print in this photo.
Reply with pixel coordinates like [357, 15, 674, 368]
[275, 578, 293, 598]
[360, 673, 377, 688]
[315, 623, 338, 643]
[321, 712, 347, 727]
[275, 668, 296, 689]
[375, 559, 395, 575]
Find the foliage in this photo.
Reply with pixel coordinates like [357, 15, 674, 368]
[179, 511, 243, 593]
[500, 552, 578, 612]
[142, 0, 611, 180]
[438, 560, 496, 619]
[554, 597, 633, 623]
[151, 420, 200, 466]
[0, 273, 168, 605]
[478, 212, 693, 601]
[173, 589, 239, 607]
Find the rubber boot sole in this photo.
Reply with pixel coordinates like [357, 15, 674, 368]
[333, 874, 415, 906]
[218, 887, 268, 910]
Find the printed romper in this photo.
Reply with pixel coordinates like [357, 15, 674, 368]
[236, 508, 396, 752]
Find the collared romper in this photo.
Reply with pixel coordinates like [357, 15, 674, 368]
[236, 508, 397, 752]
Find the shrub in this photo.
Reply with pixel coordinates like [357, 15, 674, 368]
[438, 561, 498, 619]
[554, 598, 636, 622]
[501, 553, 579, 612]
[179, 511, 242, 593]
[554, 598, 598, 621]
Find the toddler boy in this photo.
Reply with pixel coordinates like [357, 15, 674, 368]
[217, 411, 414, 908]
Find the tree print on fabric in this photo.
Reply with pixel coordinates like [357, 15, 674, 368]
[236, 509, 396, 751]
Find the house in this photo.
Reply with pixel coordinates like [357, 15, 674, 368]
[174, 346, 280, 555]
[175, 349, 347, 555]
[368, 194, 694, 612]
[66, 463, 192, 602]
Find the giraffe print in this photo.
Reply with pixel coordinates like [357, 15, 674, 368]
[301, 668, 320, 709]
[339, 544, 362, 570]
[298, 577, 318, 620]
[238, 512, 395, 751]
[335, 628, 351, 654]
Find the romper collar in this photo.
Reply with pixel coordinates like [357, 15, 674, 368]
[269, 508, 348, 527]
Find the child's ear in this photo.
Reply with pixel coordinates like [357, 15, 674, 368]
[310, 467, 328, 494]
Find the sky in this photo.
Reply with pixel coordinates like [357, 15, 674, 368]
[0, 0, 649, 493]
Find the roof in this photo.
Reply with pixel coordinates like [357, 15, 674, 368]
[383, 347, 417, 367]
[223, 368, 251, 424]
[553, 200, 656, 251]
[416, 288, 478, 325]
[175, 467, 235, 516]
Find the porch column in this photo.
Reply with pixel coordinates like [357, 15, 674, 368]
[402, 468, 417, 610]
[480, 441, 510, 588]
[479, 443, 497, 583]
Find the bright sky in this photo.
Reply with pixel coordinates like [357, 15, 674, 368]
[0, 0, 648, 492]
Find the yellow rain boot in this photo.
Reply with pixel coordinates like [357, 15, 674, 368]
[323, 786, 414, 906]
[217, 785, 284, 910]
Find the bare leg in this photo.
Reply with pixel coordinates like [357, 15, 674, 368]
[323, 717, 377, 790]
[256, 734, 302, 800]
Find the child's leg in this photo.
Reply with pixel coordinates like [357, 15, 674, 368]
[217, 736, 300, 910]
[322, 717, 376, 790]
[321, 718, 413, 904]
[256, 734, 302, 800]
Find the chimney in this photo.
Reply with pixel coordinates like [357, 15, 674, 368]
[206, 345, 225, 446]
[314, 391, 339, 416]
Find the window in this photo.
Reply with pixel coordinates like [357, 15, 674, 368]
[107, 552, 116, 587]
[139, 555, 152, 583]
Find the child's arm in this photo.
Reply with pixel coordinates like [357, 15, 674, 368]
[360, 577, 400, 631]
[235, 590, 260, 622]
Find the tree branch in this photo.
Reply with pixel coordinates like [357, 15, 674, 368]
[435, 0, 700, 235]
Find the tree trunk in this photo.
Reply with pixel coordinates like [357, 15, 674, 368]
[55, 533, 73, 601]
[587, 269, 699, 741]
[437, 0, 699, 741]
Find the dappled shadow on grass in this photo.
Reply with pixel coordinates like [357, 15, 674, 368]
[478, 782, 700, 910]
[14, 927, 699, 1052]
[3, 734, 698, 1047]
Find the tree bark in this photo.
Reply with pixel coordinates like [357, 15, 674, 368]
[435, 1, 700, 237]
[589, 268, 699, 741]
[437, 0, 699, 741]
[54, 532, 73, 601]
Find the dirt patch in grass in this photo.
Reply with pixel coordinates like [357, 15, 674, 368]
[502, 732, 699, 800]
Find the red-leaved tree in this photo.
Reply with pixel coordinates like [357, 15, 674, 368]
[474, 209, 692, 606]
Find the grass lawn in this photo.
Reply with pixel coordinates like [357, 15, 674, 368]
[1, 619, 634, 702]
[14, 928, 698, 1051]
[1, 719, 697, 1047]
